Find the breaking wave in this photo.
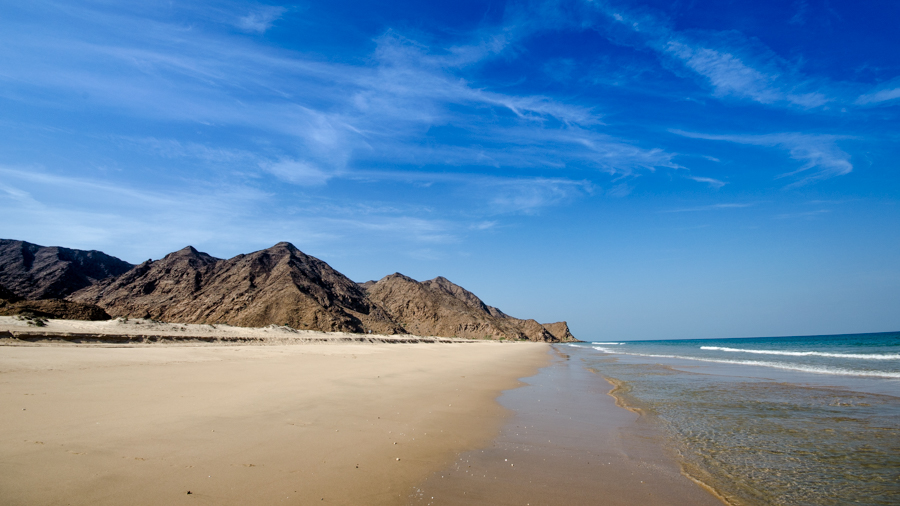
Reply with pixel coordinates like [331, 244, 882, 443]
[590, 347, 900, 378]
[700, 346, 900, 360]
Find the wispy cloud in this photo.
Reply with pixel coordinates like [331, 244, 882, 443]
[672, 130, 853, 184]
[483, 177, 594, 215]
[587, 1, 832, 109]
[263, 160, 334, 186]
[0, 161, 592, 264]
[332, 168, 595, 215]
[0, 166, 469, 260]
[235, 5, 287, 34]
[664, 203, 755, 213]
[662, 41, 828, 107]
[0, 0, 884, 264]
[470, 221, 498, 231]
[664, 40, 780, 103]
[856, 84, 900, 106]
[120, 137, 261, 165]
[687, 175, 726, 189]
[0, 1, 678, 191]
[775, 209, 830, 219]
[0, 165, 274, 259]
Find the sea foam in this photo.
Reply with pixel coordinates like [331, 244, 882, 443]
[700, 346, 900, 360]
[591, 348, 900, 378]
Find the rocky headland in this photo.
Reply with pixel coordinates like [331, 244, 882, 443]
[363, 273, 575, 341]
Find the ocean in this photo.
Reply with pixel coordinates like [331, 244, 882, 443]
[565, 331, 900, 506]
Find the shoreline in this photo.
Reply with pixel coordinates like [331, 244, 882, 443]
[579, 336, 900, 506]
[599, 370, 736, 506]
[408, 345, 724, 505]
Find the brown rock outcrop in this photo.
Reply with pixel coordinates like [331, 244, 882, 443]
[0, 283, 22, 303]
[0, 282, 110, 320]
[0, 239, 134, 299]
[362, 273, 577, 342]
[0, 299, 111, 321]
[541, 321, 577, 342]
[70, 243, 404, 334]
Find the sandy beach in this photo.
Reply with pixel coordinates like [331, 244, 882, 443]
[0, 319, 723, 505]
[0, 332, 548, 505]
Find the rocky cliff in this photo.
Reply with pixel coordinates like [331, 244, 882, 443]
[540, 321, 577, 342]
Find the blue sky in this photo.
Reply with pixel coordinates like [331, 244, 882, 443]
[1, 0, 898, 340]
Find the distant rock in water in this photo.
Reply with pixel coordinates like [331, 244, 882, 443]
[362, 273, 577, 342]
[0, 239, 134, 299]
[70, 242, 404, 334]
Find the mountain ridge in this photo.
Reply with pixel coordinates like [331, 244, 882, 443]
[362, 272, 576, 342]
[71, 242, 405, 334]
[0, 239, 134, 299]
[0, 238, 576, 341]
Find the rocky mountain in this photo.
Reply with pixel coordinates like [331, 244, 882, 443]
[1, 238, 576, 341]
[70, 243, 404, 334]
[0, 239, 134, 300]
[362, 273, 577, 342]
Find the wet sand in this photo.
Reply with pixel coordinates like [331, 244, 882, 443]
[0, 342, 548, 505]
[410, 346, 724, 505]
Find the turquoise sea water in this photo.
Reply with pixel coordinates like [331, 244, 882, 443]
[567, 332, 900, 506]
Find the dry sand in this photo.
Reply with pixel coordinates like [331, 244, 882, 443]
[0, 338, 548, 505]
[0, 316, 471, 344]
